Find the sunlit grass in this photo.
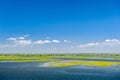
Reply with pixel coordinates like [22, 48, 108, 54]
[0, 55, 52, 62]
[0, 54, 120, 62]
[44, 60, 120, 67]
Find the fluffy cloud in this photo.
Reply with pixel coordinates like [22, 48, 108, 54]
[7, 37, 17, 41]
[1, 36, 120, 53]
[18, 37, 25, 40]
[64, 40, 71, 43]
[16, 40, 32, 45]
[7, 35, 32, 45]
[78, 43, 99, 48]
[52, 40, 60, 43]
[75, 39, 120, 48]
[105, 39, 119, 42]
[34, 40, 51, 44]
[1, 35, 70, 47]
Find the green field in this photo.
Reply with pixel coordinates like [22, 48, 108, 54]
[0, 53, 120, 67]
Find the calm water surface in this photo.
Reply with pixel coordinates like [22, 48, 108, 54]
[0, 62, 120, 80]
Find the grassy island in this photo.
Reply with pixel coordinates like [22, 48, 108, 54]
[0, 53, 120, 67]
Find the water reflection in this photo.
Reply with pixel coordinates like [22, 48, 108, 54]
[0, 62, 120, 80]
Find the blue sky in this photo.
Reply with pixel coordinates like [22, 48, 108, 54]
[0, 0, 120, 53]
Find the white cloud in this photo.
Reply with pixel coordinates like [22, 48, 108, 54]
[16, 40, 32, 45]
[0, 35, 72, 53]
[34, 40, 62, 44]
[105, 39, 119, 42]
[52, 40, 60, 43]
[105, 39, 112, 42]
[78, 43, 99, 48]
[18, 37, 25, 40]
[75, 39, 120, 48]
[7, 37, 17, 41]
[64, 40, 71, 43]
[1, 36, 120, 53]
[34, 40, 51, 44]
[6, 35, 70, 46]
[7, 35, 32, 45]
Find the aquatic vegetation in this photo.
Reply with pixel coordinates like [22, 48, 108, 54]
[0, 54, 120, 68]
[43, 60, 120, 67]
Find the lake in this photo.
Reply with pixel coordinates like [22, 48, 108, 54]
[0, 62, 120, 80]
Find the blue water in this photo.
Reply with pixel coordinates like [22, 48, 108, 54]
[0, 62, 120, 80]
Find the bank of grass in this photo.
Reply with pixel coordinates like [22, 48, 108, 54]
[44, 60, 120, 67]
[0, 54, 120, 67]
[0, 54, 52, 62]
[0, 54, 93, 62]
[0, 53, 120, 62]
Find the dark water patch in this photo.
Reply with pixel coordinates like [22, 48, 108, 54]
[0, 62, 120, 80]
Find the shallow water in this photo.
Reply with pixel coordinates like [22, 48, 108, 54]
[0, 62, 120, 80]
